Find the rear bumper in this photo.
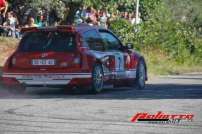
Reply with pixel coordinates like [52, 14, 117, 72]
[2, 73, 92, 87]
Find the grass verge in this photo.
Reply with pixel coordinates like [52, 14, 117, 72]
[142, 48, 202, 75]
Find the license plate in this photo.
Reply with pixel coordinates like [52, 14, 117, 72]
[32, 59, 55, 66]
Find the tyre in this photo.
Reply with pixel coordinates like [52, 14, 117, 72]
[90, 64, 104, 94]
[134, 60, 146, 90]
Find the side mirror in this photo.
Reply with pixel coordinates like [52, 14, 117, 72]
[126, 43, 134, 49]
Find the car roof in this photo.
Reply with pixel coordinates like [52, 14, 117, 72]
[21, 24, 106, 34]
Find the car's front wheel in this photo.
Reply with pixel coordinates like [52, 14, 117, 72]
[90, 64, 104, 94]
[134, 60, 146, 90]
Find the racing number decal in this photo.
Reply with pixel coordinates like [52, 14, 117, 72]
[114, 52, 124, 71]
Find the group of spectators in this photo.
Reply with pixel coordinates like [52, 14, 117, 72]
[74, 6, 141, 28]
[0, 0, 41, 38]
[0, 0, 141, 39]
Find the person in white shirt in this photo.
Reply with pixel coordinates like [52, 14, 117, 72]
[99, 9, 109, 28]
[3, 11, 20, 38]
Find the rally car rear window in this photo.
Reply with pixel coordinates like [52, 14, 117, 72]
[19, 32, 76, 52]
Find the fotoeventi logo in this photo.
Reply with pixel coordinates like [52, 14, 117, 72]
[131, 111, 194, 124]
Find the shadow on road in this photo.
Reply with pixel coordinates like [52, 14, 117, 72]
[0, 82, 202, 100]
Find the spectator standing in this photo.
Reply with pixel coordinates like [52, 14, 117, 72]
[36, 15, 45, 27]
[85, 7, 98, 25]
[85, 6, 92, 20]
[3, 11, 20, 38]
[36, 11, 46, 27]
[123, 11, 129, 20]
[74, 5, 86, 25]
[98, 9, 109, 28]
[24, 17, 38, 27]
[48, 9, 60, 26]
[129, 12, 136, 25]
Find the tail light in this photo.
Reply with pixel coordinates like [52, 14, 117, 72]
[59, 55, 81, 68]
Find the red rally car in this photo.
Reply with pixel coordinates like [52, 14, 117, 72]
[2, 24, 147, 93]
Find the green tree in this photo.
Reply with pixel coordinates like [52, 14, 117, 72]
[165, 0, 202, 28]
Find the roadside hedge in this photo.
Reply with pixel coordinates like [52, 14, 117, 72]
[109, 2, 202, 66]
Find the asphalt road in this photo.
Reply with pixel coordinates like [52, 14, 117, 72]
[0, 74, 202, 134]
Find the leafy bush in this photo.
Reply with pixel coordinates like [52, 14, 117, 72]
[109, 18, 135, 44]
[109, 1, 202, 66]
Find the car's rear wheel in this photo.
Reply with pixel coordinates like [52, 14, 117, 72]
[134, 60, 146, 90]
[90, 64, 104, 94]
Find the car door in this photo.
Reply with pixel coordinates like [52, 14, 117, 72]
[98, 30, 125, 73]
